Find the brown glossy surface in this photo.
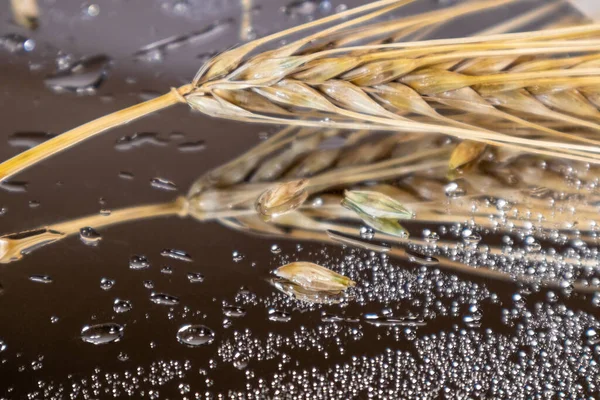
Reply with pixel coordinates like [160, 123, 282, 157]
[0, 1, 599, 399]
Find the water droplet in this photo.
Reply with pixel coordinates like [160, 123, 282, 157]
[321, 312, 345, 323]
[45, 55, 110, 93]
[0, 340, 6, 352]
[462, 229, 481, 245]
[233, 352, 249, 370]
[187, 272, 204, 283]
[28, 200, 40, 208]
[270, 244, 281, 254]
[327, 229, 391, 252]
[8, 132, 56, 149]
[524, 236, 541, 253]
[268, 309, 291, 322]
[0, 180, 28, 193]
[513, 293, 522, 302]
[529, 186, 551, 199]
[29, 275, 52, 284]
[170, 131, 185, 140]
[150, 293, 180, 306]
[133, 20, 233, 63]
[117, 352, 129, 362]
[160, 248, 192, 262]
[82, 3, 100, 18]
[129, 255, 150, 270]
[406, 249, 439, 266]
[160, 266, 173, 274]
[179, 383, 191, 394]
[232, 251, 244, 262]
[50, 316, 59, 324]
[592, 293, 600, 307]
[113, 299, 132, 313]
[164, 0, 190, 15]
[463, 312, 482, 328]
[444, 181, 466, 198]
[223, 306, 246, 318]
[150, 177, 178, 191]
[423, 231, 440, 243]
[100, 278, 114, 290]
[79, 227, 101, 246]
[115, 133, 168, 151]
[176, 325, 214, 347]
[133, 47, 163, 63]
[359, 226, 375, 240]
[282, 0, 325, 16]
[118, 171, 134, 180]
[496, 198, 510, 211]
[585, 328, 600, 345]
[143, 280, 154, 289]
[54, 53, 73, 71]
[363, 314, 426, 327]
[334, 3, 347, 12]
[81, 323, 123, 345]
[177, 140, 206, 153]
[22, 39, 35, 51]
[1, 34, 34, 53]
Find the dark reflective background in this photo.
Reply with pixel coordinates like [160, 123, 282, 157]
[1, 1, 600, 399]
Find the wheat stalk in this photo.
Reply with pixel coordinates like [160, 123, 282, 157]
[2, 0, 600, 181]
[0, 197, 187, 263]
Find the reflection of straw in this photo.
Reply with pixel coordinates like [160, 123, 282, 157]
[0, 122, 598, 295]
[52, 197, 188, 232]
[0, 198, 187, 264]
[0, 229, 63, 264]
[3, 195, 596, 294]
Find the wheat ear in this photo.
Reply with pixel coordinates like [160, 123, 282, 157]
[1, 0, 599, 181]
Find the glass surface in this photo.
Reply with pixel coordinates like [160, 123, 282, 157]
[0, 1, 599, 398]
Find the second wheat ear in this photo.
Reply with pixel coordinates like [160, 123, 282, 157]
[3, 0, 600, 182]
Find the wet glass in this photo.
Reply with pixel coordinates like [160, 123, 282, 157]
[1, 1, 600, 398]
